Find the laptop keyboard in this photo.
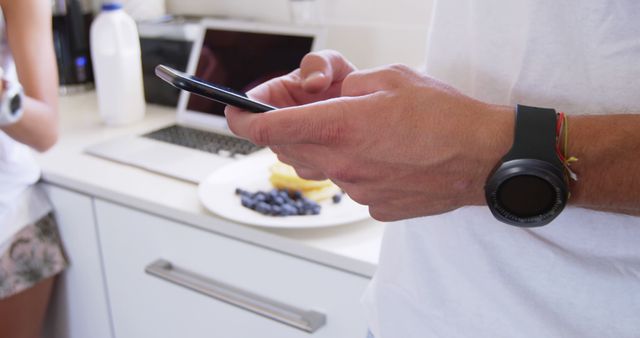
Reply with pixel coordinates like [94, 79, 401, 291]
[143, 125, 263, 157]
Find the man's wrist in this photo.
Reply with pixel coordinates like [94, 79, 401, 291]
[468, 103, 514, 206]
[484, 105, 571, 226]
[564, 114, 584, 205]
[487, 104, 516, 160]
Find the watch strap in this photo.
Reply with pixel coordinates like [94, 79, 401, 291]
[503, 105, 560, 165]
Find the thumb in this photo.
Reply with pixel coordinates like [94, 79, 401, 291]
[300, 50, 356, 94]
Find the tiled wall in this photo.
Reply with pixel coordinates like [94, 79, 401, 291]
[164, 0, 434, 69]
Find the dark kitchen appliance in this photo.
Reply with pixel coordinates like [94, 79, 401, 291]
[52, 0, 94, 94]
[138, 16, 199, 106]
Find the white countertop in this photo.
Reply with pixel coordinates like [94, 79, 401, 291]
[37, 92, 385, 277]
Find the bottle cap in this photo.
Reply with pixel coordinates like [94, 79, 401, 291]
[101, 2, 122, 11]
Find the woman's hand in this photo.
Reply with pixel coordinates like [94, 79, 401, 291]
[0, 0, 59, 152]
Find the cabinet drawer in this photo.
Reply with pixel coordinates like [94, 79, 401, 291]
[95, 199, 369, 338]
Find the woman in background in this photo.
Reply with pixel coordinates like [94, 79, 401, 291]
[0, 0, 67, 337]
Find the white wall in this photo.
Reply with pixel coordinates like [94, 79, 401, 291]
[93, 0, 433, 68]
[164, 0, 433, 69]
[321, 0, 432, 69]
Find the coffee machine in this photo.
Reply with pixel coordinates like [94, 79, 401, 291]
[52, 0, 94, 94]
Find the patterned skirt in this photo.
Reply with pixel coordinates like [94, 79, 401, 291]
[0, 213, 68, 299]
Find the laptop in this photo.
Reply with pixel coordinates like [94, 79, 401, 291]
[86, 19, 325, 183]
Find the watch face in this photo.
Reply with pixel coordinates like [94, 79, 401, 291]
[496, 175, 556, 218]
[10, 94, 21, 116]
[485, 159, 568, 227]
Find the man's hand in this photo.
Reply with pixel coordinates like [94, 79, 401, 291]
[226, 52, 514, 221]
[234, 49, 357, 108]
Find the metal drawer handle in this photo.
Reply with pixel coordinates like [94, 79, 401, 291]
[145, 259, 326, 333]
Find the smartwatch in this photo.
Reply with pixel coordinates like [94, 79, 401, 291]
[485, 105, 569, 227]
[0, 79, 24, 126]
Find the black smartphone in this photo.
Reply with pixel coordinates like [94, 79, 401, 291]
[155, 64, 276, 113]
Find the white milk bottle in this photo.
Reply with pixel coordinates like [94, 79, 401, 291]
[90, 2, 145, 125]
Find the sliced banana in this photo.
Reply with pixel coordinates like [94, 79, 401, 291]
[304, 185, 342, 202]
[268, 161, 340, 202]
[269, 161, 333, 191]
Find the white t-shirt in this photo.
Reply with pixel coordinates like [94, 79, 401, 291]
[363, 1, 640, 337]
[0, 14, 52, 249]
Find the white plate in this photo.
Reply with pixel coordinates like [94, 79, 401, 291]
[198, 150, 370, 228]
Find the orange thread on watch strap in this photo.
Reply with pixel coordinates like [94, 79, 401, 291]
[556, 112, 579, 181]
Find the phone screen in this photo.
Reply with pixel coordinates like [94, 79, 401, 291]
[185, 29, 313, 117]
[163, 66, 277, 112]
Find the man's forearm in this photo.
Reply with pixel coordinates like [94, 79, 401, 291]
[568, 114, 640, 215]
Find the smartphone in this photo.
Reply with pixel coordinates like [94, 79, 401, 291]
[155, 64, 276, 113]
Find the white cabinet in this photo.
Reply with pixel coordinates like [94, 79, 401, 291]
[42, 185, 114, 338]
[95, 199, 370, 338]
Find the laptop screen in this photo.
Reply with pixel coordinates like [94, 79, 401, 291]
[185, 28, 314, 117]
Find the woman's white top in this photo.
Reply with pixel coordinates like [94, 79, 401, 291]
[363, 1, 640, 337]
[0, 13, 52, 250]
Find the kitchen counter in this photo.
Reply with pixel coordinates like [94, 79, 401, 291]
[37, 92, 384, 277]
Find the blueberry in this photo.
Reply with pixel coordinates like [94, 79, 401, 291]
[241, 195, 256, 208]
[272, 205, 283, 216]
[332, 193, 342, 204]
[269, 189, 280, 199]
[293, 201, 305, 214]
[282, 204, 297, 215]
[278, 190, 290, 199]
[280, 194, 293, 205]
[296, 199, 321, 215]
[254, 192, 267, 203]
[263, 191, 275, 203]
[300, 197, 318, 208]
[237, 188, 254, 197]
[238, 188, 322, 217]
[255, 202, 271, 215]
[273, 196, 285, 205]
